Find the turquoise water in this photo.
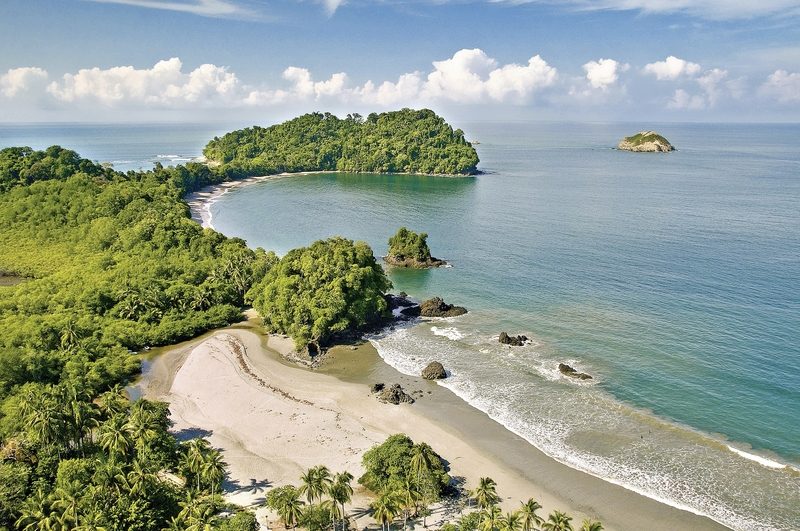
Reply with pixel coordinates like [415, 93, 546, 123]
[2, 122, 799, 529]
[208, 122, 800, 530]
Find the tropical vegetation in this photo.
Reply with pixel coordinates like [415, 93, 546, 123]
[204, 109, 480, 177]
[246, 237, 393, 351]
[385, 227, 444, 267]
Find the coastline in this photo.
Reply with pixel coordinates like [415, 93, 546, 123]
[137, 321, 729, 531]
[184, 169, 478, 230]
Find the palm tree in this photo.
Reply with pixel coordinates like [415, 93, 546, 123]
[61, 386, 98, 455]
[50, 486, 80, 529]
[371, 491, 402, 531]
[579, 519, 603, 531]
[299, 465, 333, 504]
[126, 459, 156, 498]
[398, 479, 422, 529]
[480, 505, 503, 531]
[74, 510, 108, 531]
[542, 511, 573, 531]
[16, 488, 51, 531]
[201, 447, 227, 495]
[96, 385, 128, 419]
[60, 318, 82, 350]
[176, 492, 220, 531]
[499, 511, 523, 531]
[519, 498, 544, 531]
[279, 490, 305, 529]
[98, 414, 133, 462]
[126, 402, 159, 454]
[329, 471, 354, 531]
[181, 438, 212, 492]
[410, 443, 433, 484]
[20, 388, 64, 447]
[473, 477, 500, 509]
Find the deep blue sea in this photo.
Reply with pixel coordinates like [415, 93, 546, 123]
[2, 121, 798, 530]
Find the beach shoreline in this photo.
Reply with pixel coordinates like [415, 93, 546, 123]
[183, 169, 478, 230]
[137, 321, 729, 531]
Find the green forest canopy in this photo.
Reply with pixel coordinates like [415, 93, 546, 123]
[204, 108, 480, 177]
[0, 146, 275, 529]
[246, 237, 392, 350]
[387, 227, 433, 263]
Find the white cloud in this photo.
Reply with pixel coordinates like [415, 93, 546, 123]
[85, 0, 248, 18]
[668, 88, 706, 110]
[1, 67, 49, 97]
[423, 49, 498, 103]
[47, 58, 241, 106]
[245, 67, 351, 105]
[484, 55, 558, 101]
[759, 70, 800, 103]
[422, 49, 556, 103]
[490, 0, 800, 20]
[4, 52, 798, 119]
[356, 73, 424, 106]
[696, 68, 728, 106]
[320, 0, 345, 15]
[583, 58, 629, 90]
[643, 56, 702, 80]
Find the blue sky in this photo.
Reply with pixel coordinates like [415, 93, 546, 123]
[1, 0, 799, 122]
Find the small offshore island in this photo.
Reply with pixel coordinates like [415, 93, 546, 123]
[617, 131, 674, 152]
[0, 111, 730, 531]
[385, 227, 448, 268]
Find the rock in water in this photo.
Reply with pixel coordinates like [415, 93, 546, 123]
[558, 363, 592, 380]
[499, 332, 528, 346]
[377, 384, 415, 404]
[421, 361, 447, 380]
[419, 297, 468, 317]
[617, 131, 674, 152]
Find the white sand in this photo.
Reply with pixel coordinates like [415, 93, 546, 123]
[142, 327, 729, 531]
[148, 329, 579, 528]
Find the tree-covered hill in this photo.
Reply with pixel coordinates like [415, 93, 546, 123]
[203, 108, 480, 177]
[0, 145, 283, 528]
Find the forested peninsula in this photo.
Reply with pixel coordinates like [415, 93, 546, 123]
[204, 108, 480, 176]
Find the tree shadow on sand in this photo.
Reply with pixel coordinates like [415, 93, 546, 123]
[224, 477, 272, 506]
[171, 427, 214, 441]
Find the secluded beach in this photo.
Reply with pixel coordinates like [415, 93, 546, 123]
[185, 174, 293, 229]
[137, 316, 728, 531]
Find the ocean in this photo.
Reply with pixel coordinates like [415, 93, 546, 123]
[2, 121, 799, 530]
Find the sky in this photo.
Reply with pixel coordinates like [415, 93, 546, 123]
[1, 0, 799, 122]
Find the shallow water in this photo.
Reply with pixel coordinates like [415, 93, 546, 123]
[209, 122, 800, 530]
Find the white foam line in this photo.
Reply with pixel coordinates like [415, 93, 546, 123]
[727, 445, 791, 470]
[368, 334, 779, 531]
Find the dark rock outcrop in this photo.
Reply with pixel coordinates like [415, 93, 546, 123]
[377, 384, 415, 405]
[419, 297, 468, 318]
[421, 361, 447, 380]
[370, 383, 385, 393]
[384, 255, 448, 268]
[400, 305, 421, 318]
[386, 293, 417, 310]
[499, 332, 528, 346]
[558, 363, 592, 380]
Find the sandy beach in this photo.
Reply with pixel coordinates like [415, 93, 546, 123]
[138, 320, 729, 531]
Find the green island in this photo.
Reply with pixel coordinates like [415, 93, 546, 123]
[0, 112, 602, 530]
[616, 131, 674, 152]
[204, 108, 480, 177]
[385, 227, 447, 268]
